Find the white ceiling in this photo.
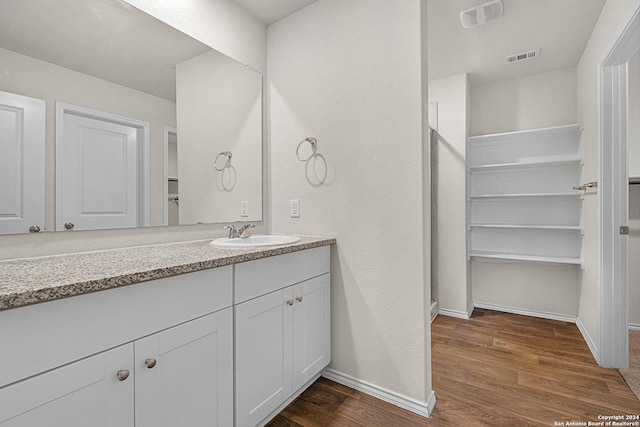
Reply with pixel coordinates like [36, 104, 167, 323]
[428, 0, 607, 86]
[0, 0, 210, 101]
[234, 0, 319, 25]
[0, 0, 609, 99]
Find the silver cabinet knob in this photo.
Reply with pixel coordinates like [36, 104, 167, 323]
[286, 300, 294, 306]
[145, 358, 157, 369]
[29, 225, 41, 233]
[296, 296, 303, 303]
[64, 222, 75, 230]
[116, 370, 130, 381]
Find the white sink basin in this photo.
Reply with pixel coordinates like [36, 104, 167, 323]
[210, 234, 301, 248]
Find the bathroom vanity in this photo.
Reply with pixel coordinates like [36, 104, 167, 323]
[0, 236, 334, 427]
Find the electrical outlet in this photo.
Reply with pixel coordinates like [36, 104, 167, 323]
[240, 201, 249, 217]
[290, 199, 300, 218]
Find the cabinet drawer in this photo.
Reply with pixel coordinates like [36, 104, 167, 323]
[234, 246, 330, 304]
[0, 266, 232, 389]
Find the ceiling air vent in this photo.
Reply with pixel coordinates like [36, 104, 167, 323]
[505, 49, 541, 64]
[460, 0, 503, 29]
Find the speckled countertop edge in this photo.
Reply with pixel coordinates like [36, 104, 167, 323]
[0, 235, 335, 311]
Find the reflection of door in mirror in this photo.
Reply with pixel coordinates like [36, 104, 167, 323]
[0, 90, 45, 234]
[164, 126, 179, 226]
[56, 103, 150, 232]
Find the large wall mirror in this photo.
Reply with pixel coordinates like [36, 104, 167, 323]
[0, 0, 263, 235]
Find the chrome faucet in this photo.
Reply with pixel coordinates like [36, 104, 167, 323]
[238, 223, 255, 238]
[225, 223, 255, 239]
[224, 225, 239, 239]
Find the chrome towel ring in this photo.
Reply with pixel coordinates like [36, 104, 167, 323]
[296, 137, 317, 162]
[214, 151, 232, 171]
[296, 136, 327, 185]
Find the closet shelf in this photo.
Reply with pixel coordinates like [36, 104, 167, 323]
[468, 192, 581, 200]
[466, 123, 584, 268]
[469, 251, 583, 266]
[467, 158, 582, 173]
[468, 224, 584, 232]
[467, 124, 582, 147]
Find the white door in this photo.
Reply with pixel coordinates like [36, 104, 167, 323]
[0, 344, 134, 427]
[57, 105, 146, 231]
[292, 274, 331, 390]
[135, 309, 233, 427]
[235, 288, 293, 427]
[0, 90, 45, 234]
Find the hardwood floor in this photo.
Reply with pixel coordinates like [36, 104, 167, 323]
[267, 309, 640, 426]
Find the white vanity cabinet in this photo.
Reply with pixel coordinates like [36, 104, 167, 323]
[0, 267, 234, 427]
[234, 246, 331, 427]
[134, 309, 233, 427]
[0, 343, 134, 427]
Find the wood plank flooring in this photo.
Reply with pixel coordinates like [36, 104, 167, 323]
[267, 309, 640, 426]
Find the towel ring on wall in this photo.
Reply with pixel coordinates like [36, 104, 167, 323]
[214, 151, 232, 171]
[296, 137, 318, 162]
[296, 136, 327, 185]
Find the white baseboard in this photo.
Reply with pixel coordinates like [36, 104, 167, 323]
[473, 301, 577, 323]
[467, 301, 475, 318]
[322, 368, 436, 417]
[438, 307, 471, 320]
[430, 301, 438, 323]
[576, 317, 599, 362]
[629, 323, 640, 331]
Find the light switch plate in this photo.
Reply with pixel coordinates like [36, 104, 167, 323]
[290, 199, 300, 218]
[241, 201, 249, 217]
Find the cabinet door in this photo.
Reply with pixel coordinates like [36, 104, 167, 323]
[292, 273, 331, 390]
[235, 287, 293, 427]
[0, 90, 45, 234]
[0, 344, 133, 427]
[135, 308, 233, 427]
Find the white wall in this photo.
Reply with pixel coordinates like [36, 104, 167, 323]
[630, 52, 640, 179]
[176, 50, 262, 223]
[576, 0, 639, 354]
[470, 67, 577, 136]
[629, 51, 640, 327]
[428, 74, 471, 317]
[268, 0, 432, 409]
[0, 47, 176, 231]
[630, 184, 640, 327]
[468, 68, 580, 319]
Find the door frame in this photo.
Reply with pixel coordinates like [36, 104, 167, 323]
[55, 102, 150, 231]
[163, 126, 177, 226]
[598, 0, 640, 368]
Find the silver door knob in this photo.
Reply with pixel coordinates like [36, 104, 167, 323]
[29, 225, 41, 233]
[287, 300, 294, 306]
[296, 296, 303, 303]
[145, 358, 157, 369]
[116, 370, 130, 381]
[64, 222, 75, 230]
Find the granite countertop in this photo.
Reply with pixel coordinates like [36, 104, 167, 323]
[0, 235, 335, 311]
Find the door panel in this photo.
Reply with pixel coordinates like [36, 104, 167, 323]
[135, 309, 233, 427]
[58, 110, 140, 231]
[235, 288, 293, 427]
[0, 90, 45, 234]
[0, 344, 133, 427]
[292, 274, 331, 390]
